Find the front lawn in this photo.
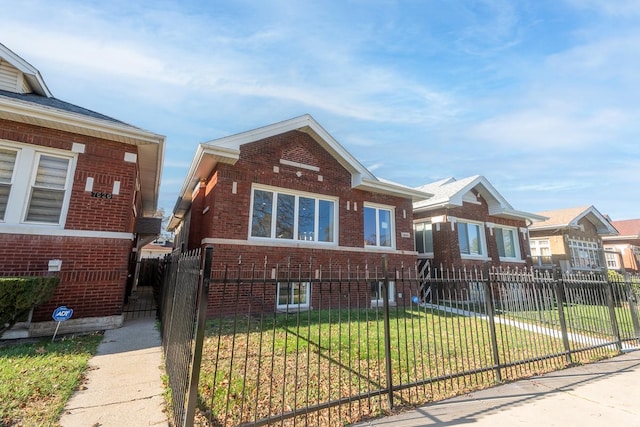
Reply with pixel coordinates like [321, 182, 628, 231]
[0, 334, 102, 426]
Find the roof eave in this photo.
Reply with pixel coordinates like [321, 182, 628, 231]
[169, 144, 240, 230]
[355, 177, 432, 202]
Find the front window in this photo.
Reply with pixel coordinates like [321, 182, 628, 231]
[495, 226, 520, 260]
[277, 282, 310, 310]
[604, 250, 620, 270]
[414, 222, 434, 255]
[457, 221, 486, 257]
[364, 205, 394, 248]
[0, 141, 75, 226]
[530, 239, 552, 266]
[568, 238, 602, 269]
[250, 186, 336, 243]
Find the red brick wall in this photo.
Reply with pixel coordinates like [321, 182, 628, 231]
[0, 119, 140, 321]
[188, 130, 416, 254]
[0, 119, 139, 233]
[0, 233, 131, 321]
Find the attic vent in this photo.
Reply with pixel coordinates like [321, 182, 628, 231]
[0, 61, 24, 93]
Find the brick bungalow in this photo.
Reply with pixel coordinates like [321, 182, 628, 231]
[0, 43, 165, 338]
[168, 114, 431, 314]
[528, 205, 618, 272]
[412, 175, 546, 271]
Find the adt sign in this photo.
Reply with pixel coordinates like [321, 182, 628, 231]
[52, 306, 73, 322]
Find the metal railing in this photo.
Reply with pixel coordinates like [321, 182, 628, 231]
[159, 254, 640, 426]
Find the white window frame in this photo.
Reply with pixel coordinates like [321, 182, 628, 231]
[568, 238, 602, 270]
[0, 140, 76, 227]
[494, 225, 522, 261]
[276, 282, 311, 311]
[457, 220, 488, 260]
[363, 203, 396, 249]
[248, 184, 338, 245]
[371, 280, 396, 307]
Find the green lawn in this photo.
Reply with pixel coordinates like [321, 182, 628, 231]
[197, 307, 583, 426]
[0, 334, 102, 426]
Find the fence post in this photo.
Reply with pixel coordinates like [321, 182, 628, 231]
[184, 246, 214, 427]
[482, 263, 502, 383]
[622, 271, 640, 340]
[604, 277, 623, 353]
[552, 269, 572, 365]
[381, 256, 394, 410]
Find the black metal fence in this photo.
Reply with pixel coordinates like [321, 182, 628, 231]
[159, 251, 640, 427]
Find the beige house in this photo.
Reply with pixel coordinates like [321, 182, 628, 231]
[602, 219, 640, 273]
[528, 205, 618, 272]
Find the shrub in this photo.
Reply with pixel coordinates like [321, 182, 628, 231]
[0, 276, 60, 336]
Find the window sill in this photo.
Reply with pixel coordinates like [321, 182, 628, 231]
[276, 306, 311, 314]
[499, 258, 526, 263]
[460, 254, 489, 261]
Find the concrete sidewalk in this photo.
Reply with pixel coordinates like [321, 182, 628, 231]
[59, 317, 168, 427]
[354, 350, 640, 427]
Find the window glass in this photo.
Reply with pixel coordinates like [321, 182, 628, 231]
[276, 193, 294, 239]
[364, 207, 377, 246]
[0, 148, 16, 220]
[458, 221, 484, 256]
[298, 197, 315, 241]
[318, 200, 334, 242]
[496, 227, 516, 258]
[378, 208, 392, 247]
[414, 222, 433, 254]
[25, 155, 69, 223]
[250, 186, 336, 243]
[277, 282, 310, 308]
[251, 189, 273, 237]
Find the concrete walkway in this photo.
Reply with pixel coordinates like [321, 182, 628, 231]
[59, 317, 168, 427]
[353, 349, 640, 427]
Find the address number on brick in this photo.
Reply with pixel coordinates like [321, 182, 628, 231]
[91, 191, 114, 199]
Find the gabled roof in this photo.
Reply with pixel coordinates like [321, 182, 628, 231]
[413, 175, 546, 222]
[0, 43, 51, 97]
[603, 219, 640, 242]
[169, 114, 431, 230]
[529, 205, 619, 236]
[0, 44, 165, 216]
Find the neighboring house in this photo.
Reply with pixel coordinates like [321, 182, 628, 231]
[528, 205, 618, 272]
[602, 219, 640, 273]
[0, 44, 165, 338]
[412, 175, 546, 270]
[168, 114, 430, 314]
[140, 238, 174, 259]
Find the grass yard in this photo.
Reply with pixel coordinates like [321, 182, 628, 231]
[196, 307, 583, 426]
[0, 333, 102, 426]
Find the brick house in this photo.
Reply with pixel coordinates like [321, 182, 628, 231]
[528, 205, 618, 272]
[0, 43, 165, 338]
[602, 219, 640, 273]
[412, 175, 546, 270]
[168, 115, 430, 314]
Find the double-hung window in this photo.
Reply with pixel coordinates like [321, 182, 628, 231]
[364, 204, 394, 248]
[0, 142, 75, 226]
[250, 185, 337, 243]
[457, 220, 486, 258]
[495, 226, 521, 260]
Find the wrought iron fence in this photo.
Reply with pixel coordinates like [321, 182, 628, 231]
[159, 252, 640, 427]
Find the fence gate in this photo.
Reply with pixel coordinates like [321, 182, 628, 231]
[123, 258, 164, 320]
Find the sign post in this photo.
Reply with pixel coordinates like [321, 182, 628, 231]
[51, 306, 73, 342]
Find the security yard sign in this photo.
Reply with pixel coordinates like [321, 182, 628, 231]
[51, 306, 73, 341]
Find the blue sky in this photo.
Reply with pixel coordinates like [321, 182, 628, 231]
[2, 0, 639, 220]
